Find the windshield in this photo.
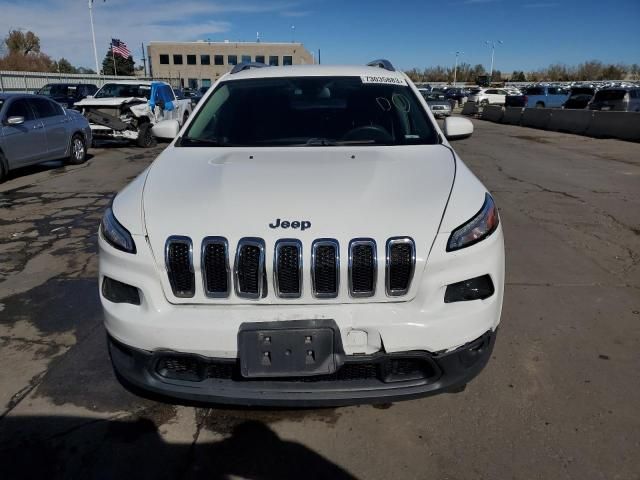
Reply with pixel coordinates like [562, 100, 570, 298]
[594, 90, 626, 101]
[525, 87, 544, 95]
[95, 83, 151, 99]
[180, 76, 439, 147]
[38, 84, 75, 97]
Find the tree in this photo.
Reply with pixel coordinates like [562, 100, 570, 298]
[6, 30, 41, 55]
[511, 71, 526, 82]
[52, 57, 77, 74]
[101, 49, 135, 75]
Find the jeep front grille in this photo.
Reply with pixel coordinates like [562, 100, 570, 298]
[386, 237, 416, 296]
[274, 239, 303, 298]
[234, 238, 266, 299]
[165, 236, 195, 298]
[201, 237, 230, 298]
[164, 236, 417, 300]
[348, 239, 377, 297]
[311, 239, 339, 298]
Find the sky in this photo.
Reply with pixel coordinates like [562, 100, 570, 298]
[1, 0, 639, 73]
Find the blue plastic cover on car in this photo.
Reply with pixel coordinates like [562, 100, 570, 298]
[149, 82, 175, 111]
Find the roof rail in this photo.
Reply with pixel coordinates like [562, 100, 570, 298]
[366, 59, 395, 72]
[230, 62, 269, 74]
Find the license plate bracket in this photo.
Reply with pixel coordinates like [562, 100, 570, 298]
[238, 320, 342, 378]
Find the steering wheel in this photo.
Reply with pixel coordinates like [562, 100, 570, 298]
[341, 125, 393, 143]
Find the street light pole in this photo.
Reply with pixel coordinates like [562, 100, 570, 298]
[485, 40, 503, 81]
[88, 0, 100, 74]
[453, 51, 464, 87]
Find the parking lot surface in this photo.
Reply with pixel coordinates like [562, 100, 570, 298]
[1, 123, 639, 479]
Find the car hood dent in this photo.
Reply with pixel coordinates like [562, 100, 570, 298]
[142, 145, 456, 302]
[74, 97, 147, 107]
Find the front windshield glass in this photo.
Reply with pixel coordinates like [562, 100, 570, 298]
[95, 83, 151, 99]
[180, 76, 439, 147]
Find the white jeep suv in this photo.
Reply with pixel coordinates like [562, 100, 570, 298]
[99, 60, 504, 406]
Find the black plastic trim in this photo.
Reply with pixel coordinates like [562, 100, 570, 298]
[108, 329, 496, 407]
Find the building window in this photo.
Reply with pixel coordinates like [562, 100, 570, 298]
[228, 55, 238, 65]
[269, 56, 279, 66]
[202, 79, 211, 87]
[201, 54, 210, 65]
[188, 78, 198, 89]
[255, 55, 265, 64]
[214, 55, 224, 65]
[283, 55, 293, 66]
[187, 55, 197, 65]
[159, 54, 169, 65]
[241, 55, 251, 63]
[173, 54, 183, 65]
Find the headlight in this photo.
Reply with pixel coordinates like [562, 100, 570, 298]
[100, 207, 136, 253]
[447, 194, 499, 252]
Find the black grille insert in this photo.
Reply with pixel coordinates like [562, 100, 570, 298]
[349, 239, 376, 297]
[312, 239, 339, 298]
[234, 238, 266, 299]
[274, 240, 302, 298]
[165, 237, 195, 298]
[386, 238, 415, 296]
[155, 354, 437, 384]
[202, 237, 230, 297]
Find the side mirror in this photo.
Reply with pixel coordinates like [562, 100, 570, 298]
[151, 119, 180, 139]
[7, 116, 25, 125]
[443, 116, 473, 141]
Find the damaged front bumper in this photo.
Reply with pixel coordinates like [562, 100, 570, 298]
[108, 329, 496, 407]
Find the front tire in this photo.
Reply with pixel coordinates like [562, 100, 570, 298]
[0, 153, 7, 183]
[480, 99, 489, 106]
[67, 134, 87, 165]
[136, 122, 157, 148]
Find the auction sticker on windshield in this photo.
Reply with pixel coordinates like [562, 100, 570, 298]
[361, 75, 407, 85]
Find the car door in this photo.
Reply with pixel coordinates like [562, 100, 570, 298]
[28, 97, 69, 159]
[495, 89, 507, 104]
[485, 89, 497, 104]
[0, 97, 47, 168]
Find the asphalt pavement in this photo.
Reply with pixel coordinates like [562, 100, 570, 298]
[0, 123, 638, 480]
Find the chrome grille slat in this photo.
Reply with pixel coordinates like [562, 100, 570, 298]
[201, 236, 230, 298]
[348, 239, 377, 298]
[274, 239, 303, 298]
[386, 237, 416, 296]
[311, 239, 340, 298]
[165, 236, 195, 298]
[234, 238, 266, 299]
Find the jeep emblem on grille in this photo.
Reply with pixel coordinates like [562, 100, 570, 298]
[269, 218, 311, 231]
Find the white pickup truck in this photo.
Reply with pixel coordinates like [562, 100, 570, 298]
[75, 80, 192, 147]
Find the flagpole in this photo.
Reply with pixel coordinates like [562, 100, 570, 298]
[111, 41, 118, 76]
[88, 0, 100, 74]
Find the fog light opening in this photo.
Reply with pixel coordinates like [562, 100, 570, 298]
[444, 274, 495, 303]
[102, 277, 141, 305]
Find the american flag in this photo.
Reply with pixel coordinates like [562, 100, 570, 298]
[111, 39, 131, 58]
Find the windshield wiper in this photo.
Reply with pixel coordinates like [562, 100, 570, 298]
[178, 137, 223, 147]
[303, 138, 338, 146]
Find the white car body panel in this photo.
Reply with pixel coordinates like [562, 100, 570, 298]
[138, 145, 455, 305]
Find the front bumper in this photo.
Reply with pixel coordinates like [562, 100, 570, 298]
[109, 329, 496, 407]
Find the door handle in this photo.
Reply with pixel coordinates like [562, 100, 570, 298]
[33, 124, 44, 129]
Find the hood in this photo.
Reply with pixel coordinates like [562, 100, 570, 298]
[142, 145, 456, 304]
[74, 97, 147, 107]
